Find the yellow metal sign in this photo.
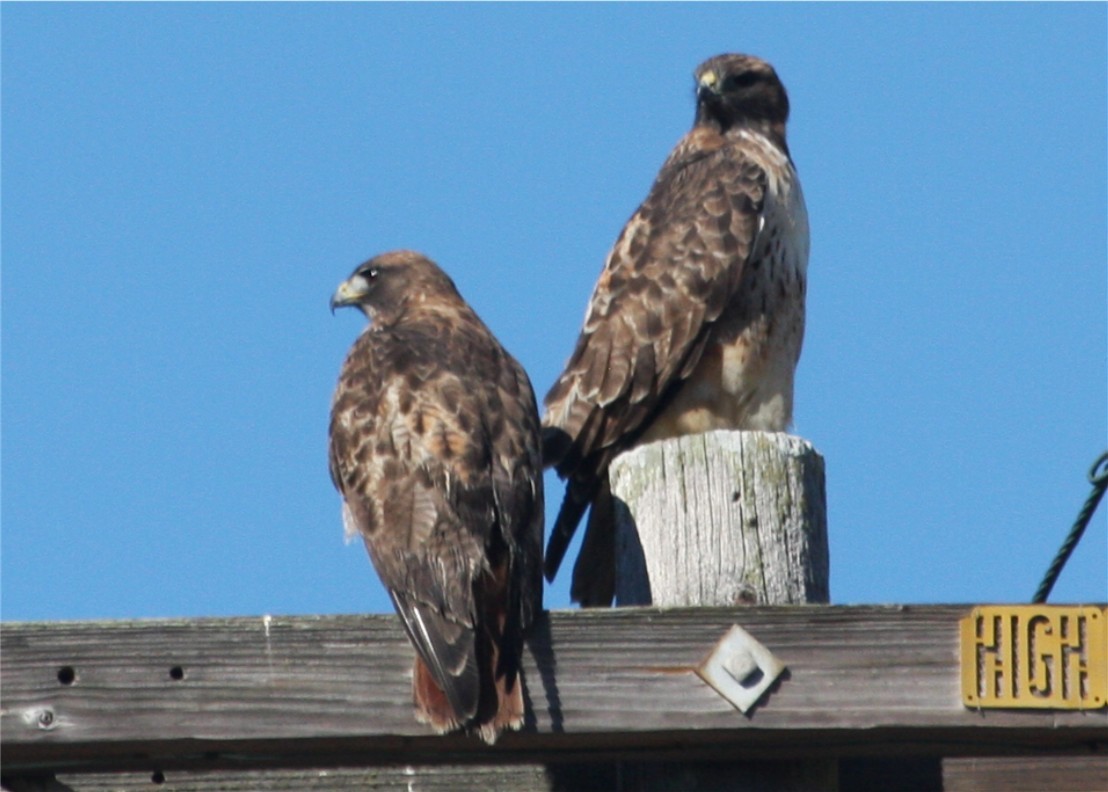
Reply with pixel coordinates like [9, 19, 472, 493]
[961, 605, 1107, 709]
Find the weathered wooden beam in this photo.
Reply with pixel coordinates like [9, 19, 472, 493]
[3, 764, 606, 792]
[1, 762, 836, 792]
[611, 431, 828, 607]
[7, 756, 1107, 792]
[2, 606, 1105, 777]
[941, 755, 1108, 791]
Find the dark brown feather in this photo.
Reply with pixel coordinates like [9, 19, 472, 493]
[329, 250, 543, 742]
[542, 137, 766, 591]
[542, 54, 808, 605]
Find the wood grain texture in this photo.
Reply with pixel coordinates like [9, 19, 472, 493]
[610, 432, 828, 606]
[942, 755, 1108, 792]
[8, 757, 1107, 792]
[3, 762, 837, 792]
[607, 431, 834, 789]
[6, 765, 609, 792]
[2, 607, 1105, 776]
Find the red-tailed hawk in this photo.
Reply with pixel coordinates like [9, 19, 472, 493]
[542, 53, 809, 606]
[329, 250, 544, 743]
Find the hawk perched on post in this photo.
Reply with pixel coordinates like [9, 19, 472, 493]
[329, 251, 544, 743]
[542, 53, 809, 607]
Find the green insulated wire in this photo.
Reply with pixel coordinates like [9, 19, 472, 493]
[1032, 451, 1108, 604]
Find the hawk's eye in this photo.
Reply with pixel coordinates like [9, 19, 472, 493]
[361, 268, 379, 281]
[725, 72, 761, 91]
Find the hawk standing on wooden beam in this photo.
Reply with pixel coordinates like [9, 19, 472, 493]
[329, 251, 544, 743]
[542, 53, 809, 607]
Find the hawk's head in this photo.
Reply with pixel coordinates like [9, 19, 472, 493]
[694, 54, 789, 137]
[330, 250, 460, 325]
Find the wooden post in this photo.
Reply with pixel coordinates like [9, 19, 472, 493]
[606, 430, 835, 791]
[609, 431, 829, 607]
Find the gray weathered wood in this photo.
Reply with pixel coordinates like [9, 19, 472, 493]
[610, 431, 828, 606]
[4, 765, 606, 792]
[942, 755, 1108, 792]
[6, 756, 1106, 792]
[3, 606, 1104, 778]
[1, 762, 836, 792]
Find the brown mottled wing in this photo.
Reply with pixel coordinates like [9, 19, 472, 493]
[542, 131, 769, 584]
[329, 309, 543, 726]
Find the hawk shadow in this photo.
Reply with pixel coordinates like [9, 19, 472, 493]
[612, 495, 652, 606]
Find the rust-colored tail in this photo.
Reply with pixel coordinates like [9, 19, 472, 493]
[474, 632, 525, 745]
[410, 562, 526, 744]
[411, 637, 524, 744]
[412, 656, 463, 734]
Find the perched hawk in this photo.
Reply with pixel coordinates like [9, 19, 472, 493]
[329, 251, 544, 743]
[542, 53, 809, 607]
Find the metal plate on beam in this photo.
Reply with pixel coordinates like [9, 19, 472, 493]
[696, 624, 786, 713]
[960, 605, 1107, 709]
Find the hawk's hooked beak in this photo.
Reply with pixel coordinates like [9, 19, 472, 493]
[330, 276, 368, 314]
[697, 69, 721, 102]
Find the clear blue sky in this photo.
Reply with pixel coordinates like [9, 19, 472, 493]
[3, 4, 1105, 622]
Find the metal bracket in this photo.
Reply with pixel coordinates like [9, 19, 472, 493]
[696, 624, 786, 713]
